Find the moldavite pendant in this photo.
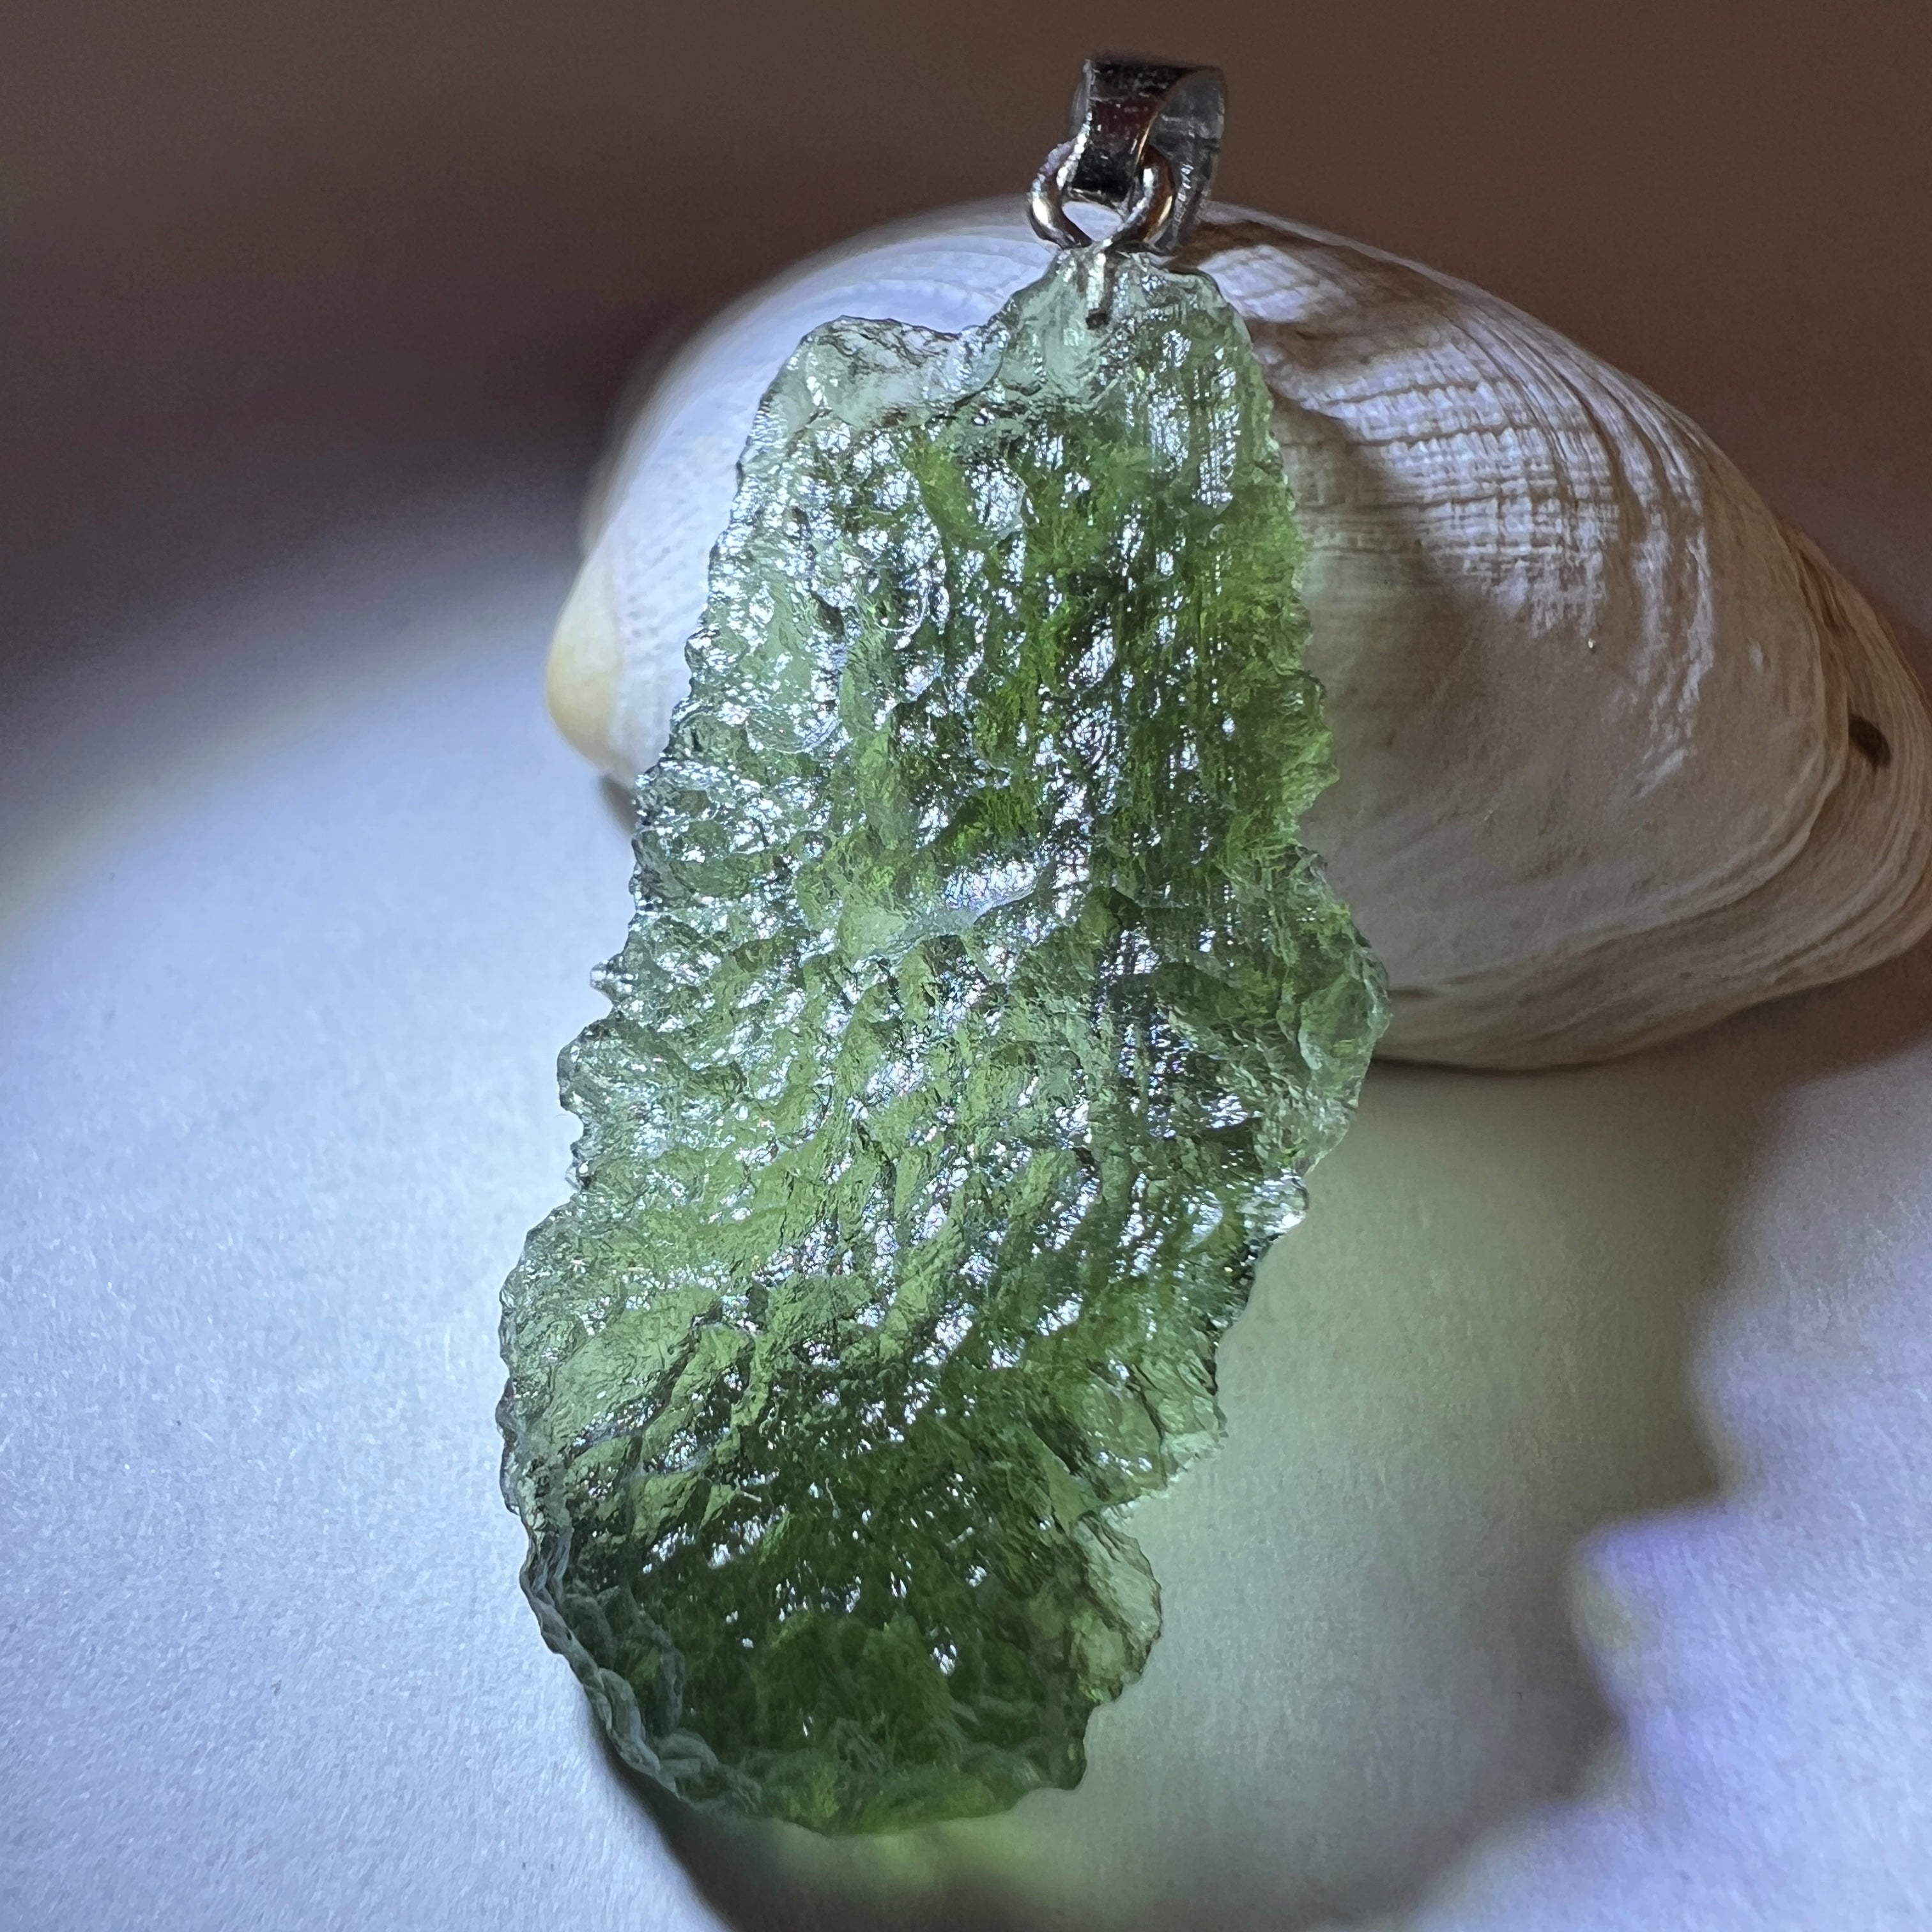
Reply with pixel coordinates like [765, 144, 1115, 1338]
[500, 59, 1387, 1834]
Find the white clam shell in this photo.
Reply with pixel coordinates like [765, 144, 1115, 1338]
[549, 201, 1932, 1069]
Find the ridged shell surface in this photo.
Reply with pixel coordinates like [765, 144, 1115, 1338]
[549, 201, 1932, 1068]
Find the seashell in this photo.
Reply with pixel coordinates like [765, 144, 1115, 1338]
[547, 201, 1932, 1070]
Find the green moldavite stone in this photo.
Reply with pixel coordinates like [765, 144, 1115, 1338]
[500, 250, 1388, 1834]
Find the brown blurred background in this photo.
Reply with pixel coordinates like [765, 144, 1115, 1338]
[4, 0, 1929, 661]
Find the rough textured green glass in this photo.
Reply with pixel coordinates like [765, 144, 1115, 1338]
[500, 250, 1388, 1834]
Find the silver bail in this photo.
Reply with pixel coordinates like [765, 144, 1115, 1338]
[1028, 55, 1227, 256]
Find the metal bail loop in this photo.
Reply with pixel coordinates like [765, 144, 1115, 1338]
[1028, 55, 1227, 256]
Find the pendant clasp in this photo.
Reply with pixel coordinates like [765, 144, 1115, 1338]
[1028, 56, 1227, 257]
